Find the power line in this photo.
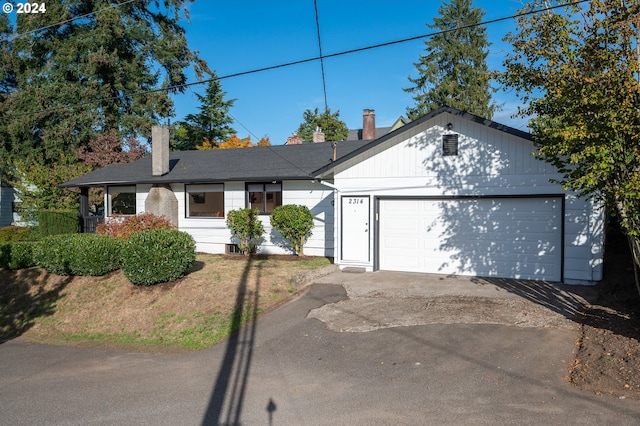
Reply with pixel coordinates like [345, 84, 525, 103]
[313, 0, 329, 113]
[6, 0, 138, 41]
[1, 0, 589, 121]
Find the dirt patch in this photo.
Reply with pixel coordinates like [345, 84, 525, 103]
[0, 254, 333, 351]
[567, 229, 640, 400]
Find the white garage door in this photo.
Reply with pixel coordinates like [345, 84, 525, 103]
[379, 197, 562, 281]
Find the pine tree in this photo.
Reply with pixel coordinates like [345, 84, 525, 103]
[0, 1, 210, 165]
[0, 1, 210, 214]
[172, 74, 237, 151]
[404, 0, 495, 120]
[296, 108, 348, 142]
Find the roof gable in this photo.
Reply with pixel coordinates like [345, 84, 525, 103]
[313, 106, 533, 179]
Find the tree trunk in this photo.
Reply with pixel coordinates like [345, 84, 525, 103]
[627, 235, 640, 298]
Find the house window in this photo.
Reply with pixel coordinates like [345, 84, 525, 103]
[247, 183, 282, 214]
[107, 186, 136, 216]
[443, 134, 459, 156]
[186, 184, 224, 218]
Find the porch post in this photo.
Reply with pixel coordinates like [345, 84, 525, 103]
[80, 187, 89, 232]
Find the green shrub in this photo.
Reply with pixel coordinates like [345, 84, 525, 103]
[34, 234, 122, 276]
[0, 226, 33, 243]
[67, 234, 123, 276]
[270, 204, 314, 256]
[34, 234, 74, 275]
[38, 210, 79, 237]
[0, 243, 9, 268]
[121, 229, 196, 286]
[226, 208, 264, 255]
[5, 242, 36, 269]
[96, 213, 175, 240]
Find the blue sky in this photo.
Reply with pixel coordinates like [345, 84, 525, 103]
[173, 0, 529, 145]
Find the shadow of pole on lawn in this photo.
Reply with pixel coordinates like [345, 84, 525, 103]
[201, 257, 262, 426]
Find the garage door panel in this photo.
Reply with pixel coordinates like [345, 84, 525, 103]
[379, 198, 562, 281]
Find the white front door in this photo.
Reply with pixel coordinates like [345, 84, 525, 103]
[341, 196, 370, 262]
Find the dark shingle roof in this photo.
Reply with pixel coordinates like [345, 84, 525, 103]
[60, 140, 371, 188]
[346, 126, 393, 141]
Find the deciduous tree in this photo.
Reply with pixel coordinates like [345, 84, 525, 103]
[296, 108, 348, 142]
[77, 130, 147, 169]
[500, 0, 640, 292]
[195, 135, 271, 150]
[404, 0, 496, 120]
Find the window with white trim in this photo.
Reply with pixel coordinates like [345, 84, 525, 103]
[247, 183, 282, 214]
[186, 184, 224, 218]
[107, 186, 136, 215]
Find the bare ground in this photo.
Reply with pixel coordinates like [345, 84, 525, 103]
[567, 228, 640, 399]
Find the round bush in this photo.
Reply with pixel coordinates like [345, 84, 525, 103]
[67, 234, 123, 276]
[34, 234, 75, 275]
[121, 229, 196, 286]
[34, 234, 122, 276]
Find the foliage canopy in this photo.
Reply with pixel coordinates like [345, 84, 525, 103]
[296, 108, 348, 142]
[172, 75, 237, 151]
[0, 1, 209, 215]
[501, 0, 640, 235]
[270, 205, 314, 256]
[404, 0, 496, 120]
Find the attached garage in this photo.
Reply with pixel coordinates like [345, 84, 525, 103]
[378, 197, 563, 281]
[318, 107, 604, 284]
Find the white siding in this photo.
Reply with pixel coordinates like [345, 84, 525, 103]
[333, 112, 604, 283]
[133, 180, 335, 256]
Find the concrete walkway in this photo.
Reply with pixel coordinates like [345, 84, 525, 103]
[1, 271, 638, 425]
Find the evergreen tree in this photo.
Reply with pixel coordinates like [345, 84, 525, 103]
[404, 0, 495, 120]
[296, 108, 348, 142]
[172, 75, 236, 151]
[0, 0, 209, 165]
[0, 1, 209, 214]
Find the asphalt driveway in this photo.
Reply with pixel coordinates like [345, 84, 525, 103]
[1, 271, 639, 425]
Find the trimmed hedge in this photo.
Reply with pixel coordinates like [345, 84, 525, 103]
[34, 234, 123, 276]
[121, 229, 196, 286]
[34, 234, 74, 275]
[38, 210, 80, 237]
[67, 234, 123, 276]
[0, 241, 36, 269]
[0, 226, 33, 243]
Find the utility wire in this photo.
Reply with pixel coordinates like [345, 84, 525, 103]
[313, 0, 329, 113]
[1, 0, 590, 121]
[6, 0, 138, 41]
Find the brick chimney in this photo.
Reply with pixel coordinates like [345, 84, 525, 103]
[286, 132, 303, 145]
[313, 127, 325, 143]
[362, 109, 376, 140]
[152, 125, 170, 176]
